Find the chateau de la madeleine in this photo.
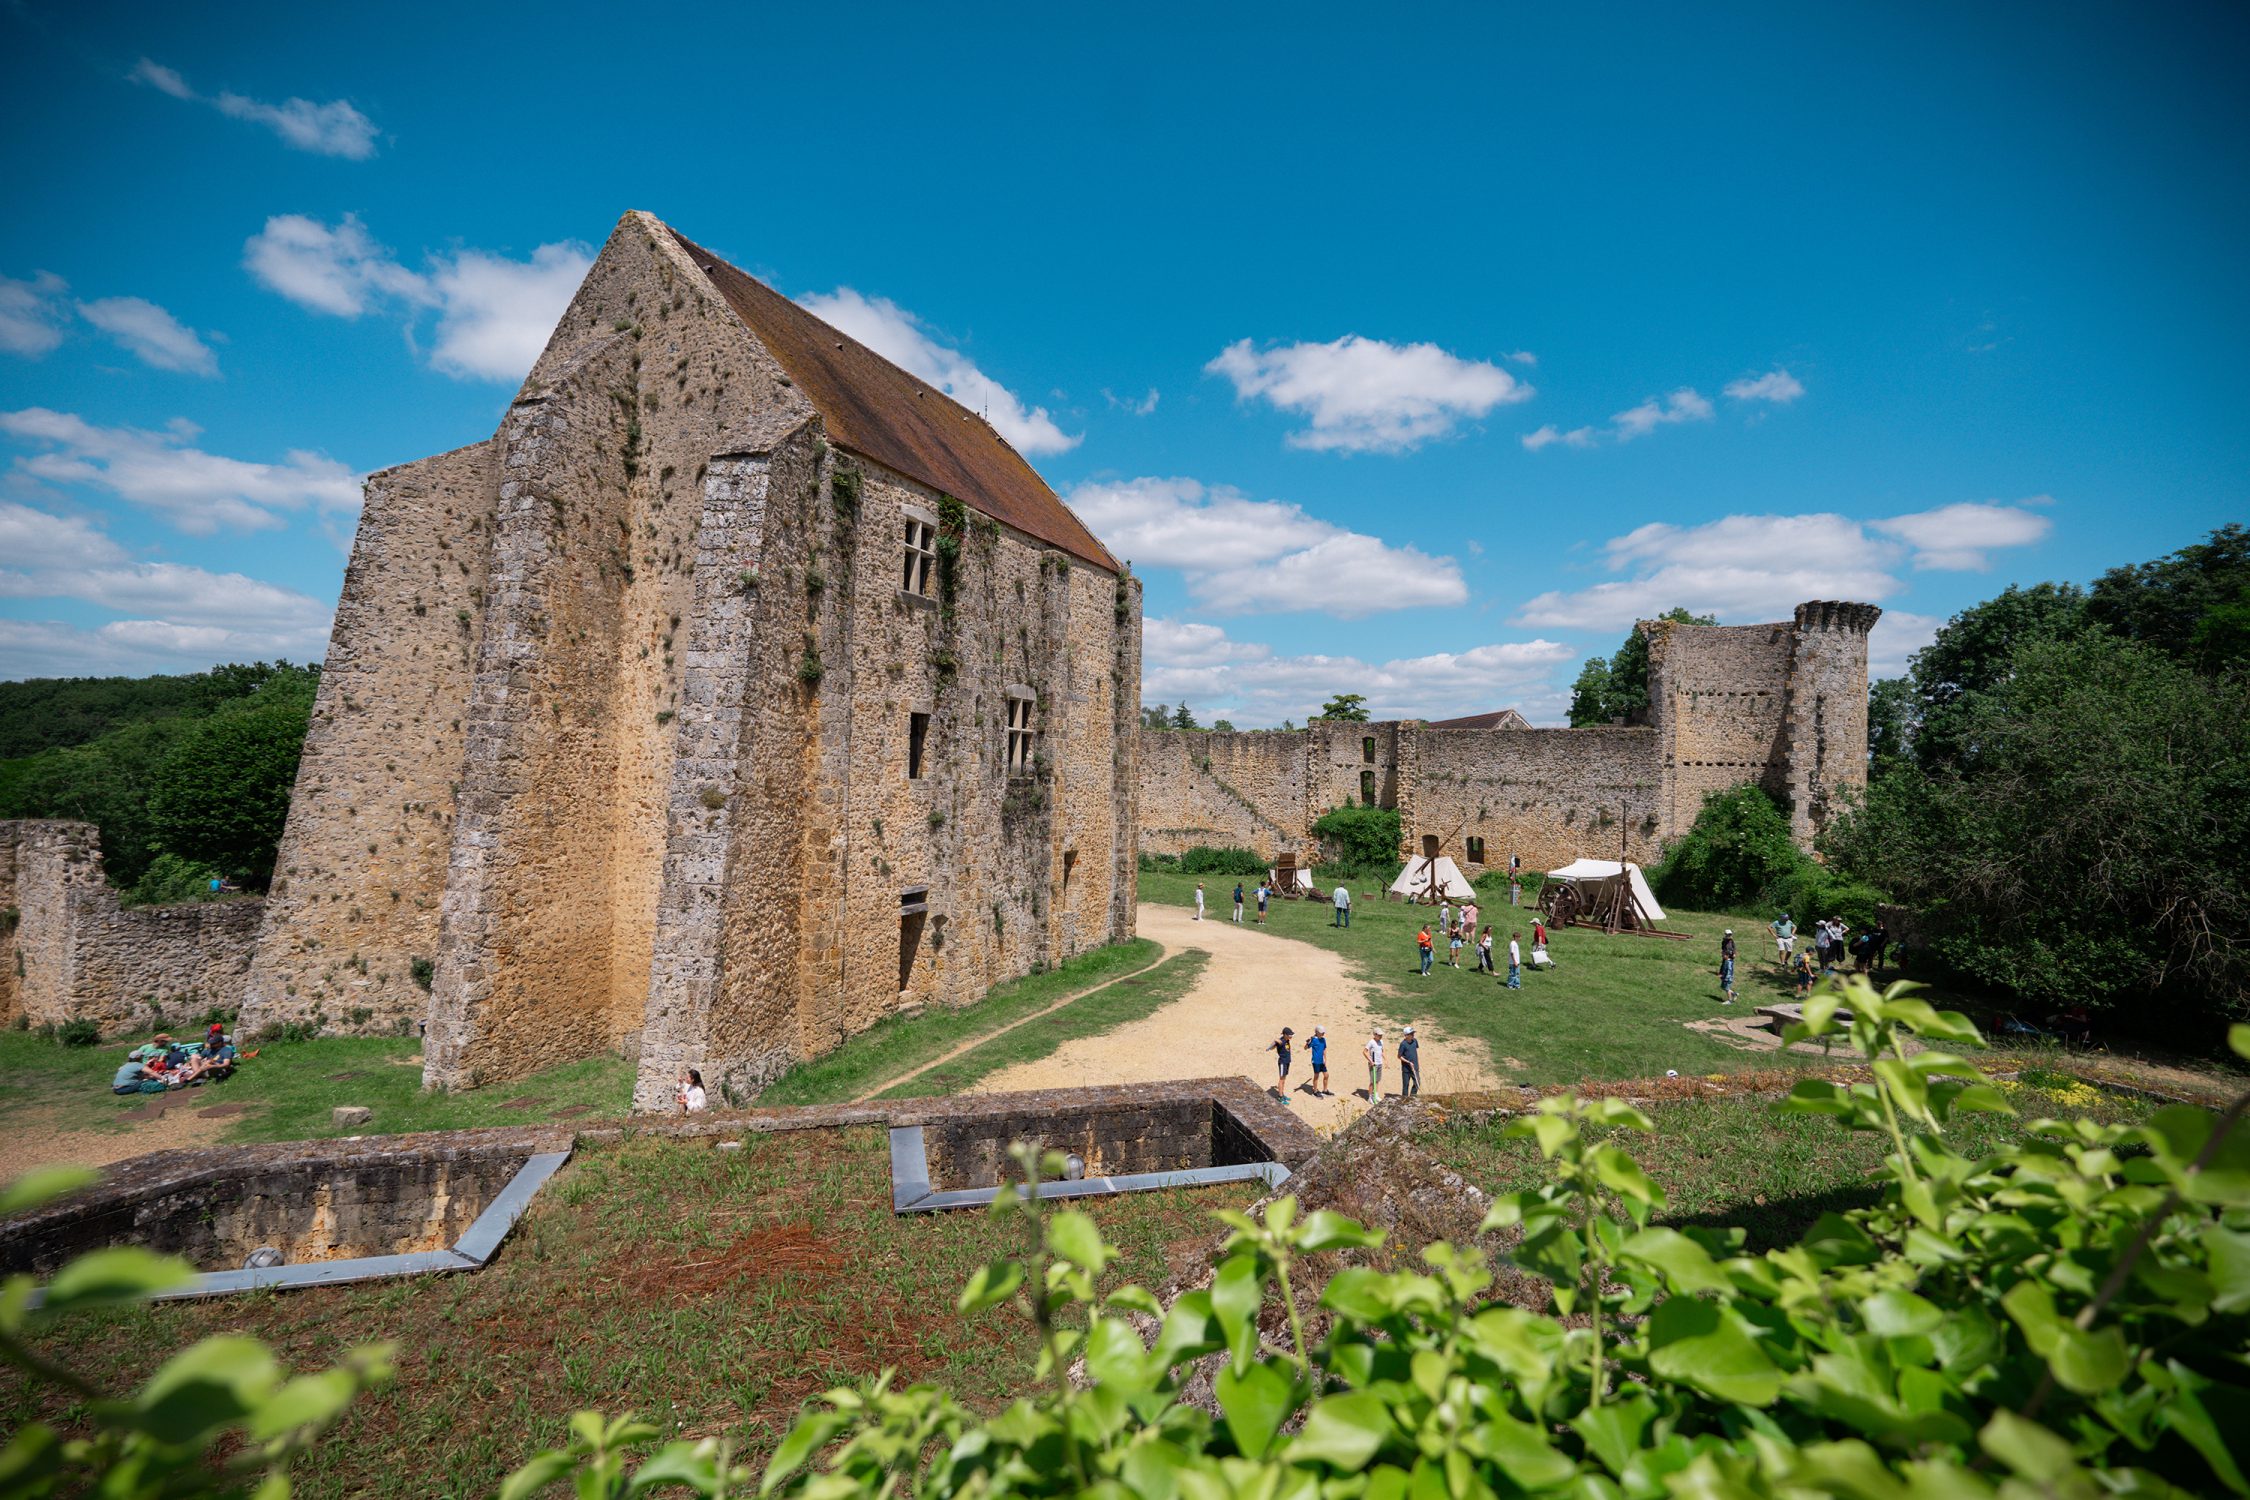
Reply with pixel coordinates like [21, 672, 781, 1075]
[0, 212, 1878, 1105]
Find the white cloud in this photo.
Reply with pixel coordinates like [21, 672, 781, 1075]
[0, 272, 71, 357]
[243, 214, 590, 382]
[1506, 350, 1538, 367]
[1515, 502, 2053, 632]
[1067, 475, 1466, 618]
[131, 58, 378, 159]
[1142, 616, 1574, 726]
[1868, 610, 1939, 678]
[797, 287, 1079, 456]
[0, 614, 332, 679]
[0, 500, 128, 570]
[0, 561, 330, 630]
[1724, 368, 1805, 404]
[1870, 500, 2052, 571]
[1103, 387, 1160, 416]
[0, 408, 361, 534]
[1206, 335, 1533, 453]
[1521, 423, 1596, 452]
[76, 296, 219, 376]
[1611, 387, 1714, 441]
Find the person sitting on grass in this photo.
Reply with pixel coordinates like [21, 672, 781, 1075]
[191, 1023, 238, 1081]
[111, 1057, 168, 1095]
[677, 1068, 708, 1114]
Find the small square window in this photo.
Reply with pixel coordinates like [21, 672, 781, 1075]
[1466, 836, 1486, 864]
[908, 712, 929, 780]
[903, 515, 938, 597]
[1006, 694, 1037, 772]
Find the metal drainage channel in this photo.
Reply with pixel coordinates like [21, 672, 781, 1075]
[63, 1149, 574, 1303]
[888, 1126, 1289, 1214]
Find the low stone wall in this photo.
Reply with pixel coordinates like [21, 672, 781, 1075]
[0, 820, 264, 1033]
[0, 1127, 562, 1277]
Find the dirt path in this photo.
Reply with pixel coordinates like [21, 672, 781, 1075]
[974, 903, 1502, 1133]
[0, 1095, 256, 1176]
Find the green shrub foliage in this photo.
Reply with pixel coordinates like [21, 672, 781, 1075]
[13, 984, 2245, 1499]
[143, 672, 317, 885]
[1311, 802, 1402, 873]
[1649, 783, 1803, 913]
[1175, 845, 1268, 877]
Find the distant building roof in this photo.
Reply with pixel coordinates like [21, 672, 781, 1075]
[1426, 709, 1531, 730]
[667, 226, 1121, 573]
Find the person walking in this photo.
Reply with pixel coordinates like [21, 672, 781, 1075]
[1256, 881, 1270, 923]
[1269, 1026, 1294, 1096]
[1438, 899, 1453, 946]
[1194, 882, 1206, 921]
[1720, 928, 1738, 1005]
[1448, 921, 1465, 968]
[1364, 1029, 1385, 1099]
[1793, 947, 1815, 999]
[1232, 881, 1246, 923]
[1477, 925, 1495, 973]
[1397, 1026, 1421, 1098]
[1308, 1026, 1330, 1095]
[1332, 883, 1352, 928]
[1771, 911, 1794, 965]
[1416, 924, 1435, 976]
[1462, 899, 1480, 939]
[1506, 931, 1522, 989]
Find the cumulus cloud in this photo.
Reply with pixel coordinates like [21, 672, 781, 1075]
[1067, 476, 1466, 617]
[1206, 335, 1533, 452]
[1103, 387, 1160, 416]
[0, 500, 129, 570]
[1868, 610, 1940, 678]
[0, 272, 71, 357]
[1870, 500, 2052, 571]
[1521, 423, 1596, 452]
[1724, 368, 1805, 404]
[243, 214, 591, 382]
[76, 296, 219, 376]
[1611, 387, 1714, 441]
[1514, 503, 2053, 631]
[130, 58, 378, 159]
[1142, 616, 1575, 726]
[0, 408, 361, 534]
[0, 613, 332, 680]
[797, 287, 1079, 456]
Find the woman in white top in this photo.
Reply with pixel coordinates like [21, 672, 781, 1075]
[677, 1067, 708, 1114]
[1364, 1030, 1385, 1098]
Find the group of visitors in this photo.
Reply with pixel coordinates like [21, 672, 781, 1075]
[1269, 1023, 1423, 1103]
[1725, 912, 1892, 1004]
[1413, 903, 1553, 987]
[1192, 881, 1277, 923]
[109, 1024, 242, 1094]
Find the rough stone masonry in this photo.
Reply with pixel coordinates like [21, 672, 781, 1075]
[233, 212, 1141, 1108]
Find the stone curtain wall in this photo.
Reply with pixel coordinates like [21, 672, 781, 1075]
[237, 441, 500, 1038]
[0, 821, 262, 1034]
[1135, 730, 1310, 858]
[1645, 619, 1796, 836]
[1400, 728, 1666, 871]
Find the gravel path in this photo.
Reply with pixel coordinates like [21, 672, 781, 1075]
[973, 900, 1502, 1133]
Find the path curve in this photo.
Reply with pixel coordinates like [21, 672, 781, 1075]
[974, 902, 1502, 1133]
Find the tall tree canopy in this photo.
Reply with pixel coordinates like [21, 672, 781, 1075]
[1567, 608, 1715, 726]
[1318, 693, 1370, 722]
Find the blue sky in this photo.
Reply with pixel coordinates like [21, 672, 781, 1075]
[2, 2, 2244, 724]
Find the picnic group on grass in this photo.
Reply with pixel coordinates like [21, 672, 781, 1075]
[1268, 1021, 1423, 1107]
[109, 1024, 245, 1094]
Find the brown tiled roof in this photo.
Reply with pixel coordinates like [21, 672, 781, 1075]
[1426, 709, 1531, 730]
[668, 226, 1120, 573]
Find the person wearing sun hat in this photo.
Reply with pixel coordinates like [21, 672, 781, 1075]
[1308, 1026, 1330, 1095]
[1397, 1026, 1421, 1099]
[1720, 928, 1739, 1005]
[1364, 1028, 1385, 1100]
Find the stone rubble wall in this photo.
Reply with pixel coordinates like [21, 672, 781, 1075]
[1400, 726, 1666, 871]
[1645, 618, 1795, 834]
[0, 821, 262, 1035]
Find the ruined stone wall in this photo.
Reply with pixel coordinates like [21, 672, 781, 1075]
[1308, 721, 1402, 821]
[1, 821, 262, 1035]
[237, 442, 498, 1039]
[0, 826, 19, 1024]
[1645, 619, 1794, 833]
[1400, 728, 1666, 871]
[1782, 602, 1881, 843]
[1135, 730, 1308, 857]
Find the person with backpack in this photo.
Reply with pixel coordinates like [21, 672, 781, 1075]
[1232, 882, 1245, 923]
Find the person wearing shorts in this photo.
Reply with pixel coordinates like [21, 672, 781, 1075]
[1771, 912, 1795, 963]
[1269, 1027, 1294, 1095]
[1448, 924, 1465, 967]
[1364, 1029, 1385, 1098]
[1308, 1027, 1330, 1094]
[1720, 929, 1738, 1005]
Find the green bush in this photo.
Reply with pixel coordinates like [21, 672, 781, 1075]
[1310, 802, 1401, 871]
[1770, 865, 1883, 930]
[145, 672, 317, 885]
[1176, 845, 1267, 876]
[1650, 783, 1805, 913]
[122, 852, 227, 908]
[1136, 851, 1181, 873]
[56, 1017, 101, 1047]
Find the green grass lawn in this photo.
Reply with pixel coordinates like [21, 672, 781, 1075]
[0, 1028, 636, 1147]
[756, 937, 1164, 1106]
[0, 1127, 1253, 1499]
[1139, 870, 1844, 1088]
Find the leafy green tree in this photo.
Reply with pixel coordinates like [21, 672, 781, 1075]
[145, 674, 317, 885]
[1311, 802, 1401, 871]
[1906, 582, 2089, 769]
[1170, 702, 1198, 731]
[1211, 718, 1236, 732]
[1565, 657, 1615, 726]
[2087, 522, 2250, 672]
[1317, 693, 1370, 722]
[1649, 784, 1807, 912]
[1866, 675, 1916, 774]
[124, 852, 228, 907]
[0, 718, 192, 887]
[1140, 703, 1171, 730]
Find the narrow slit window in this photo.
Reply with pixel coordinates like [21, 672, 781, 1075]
[1360, 769, 1376, 804]
[907, 712, 929, 780]
[1005, 694, 1037, 772]
[899, 888, 930, 991]
[1362, 735, 1376, 763]
[903, 515, 938, 596]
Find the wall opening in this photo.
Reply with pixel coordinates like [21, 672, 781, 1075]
[907, 712, 929, 780]
[1360, 770, 1376, 804]
[1466, 836, 1486, 864]
[1062, 848, 1078, 894]
[1005, 691, 1037, 773]
[899, 887, 930, 991]
[1362, 736, 1376, 763]
[1421, 833, 1440, 860]
[902, 512, 938, 597]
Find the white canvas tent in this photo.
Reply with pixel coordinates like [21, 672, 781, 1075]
[1543, 859, 1668, 923]
[1270, 865, 1314, 894]
[1389, 854, 1477, 904]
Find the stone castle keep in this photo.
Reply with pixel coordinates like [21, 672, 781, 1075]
[225, 211, 1141, 1104]
[1135, 602, 1879, 874]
